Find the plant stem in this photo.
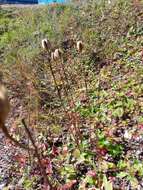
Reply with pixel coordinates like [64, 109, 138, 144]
[49, 61, 62, 103]
[22, 119, 53, 189]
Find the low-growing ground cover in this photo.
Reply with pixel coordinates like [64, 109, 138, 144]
[0, 0, 143, 189]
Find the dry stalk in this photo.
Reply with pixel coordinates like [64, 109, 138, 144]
[49, 61, 62, 103]
[22, 119, 53, 189]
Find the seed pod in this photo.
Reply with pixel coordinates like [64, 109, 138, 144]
[0, 85, 10, 125]
[0, 85, 33, 150]
[54, 49, 63, 60]
[51, 49, 63, 61]
[41, 38, 51, 51]
[76, 41, 84, 53]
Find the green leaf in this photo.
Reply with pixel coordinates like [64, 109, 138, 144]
[85, 176, 96, 185]
[103, 175, 113, 190]
[130, 177, 138, 189]
[23, 179, 33, 189]
[117, 160, 127, 169]
[112, 107, 124, 118]
[51, 125, 62, 134]
[117, 172, 129, 178]
[73, 149, 80, 158]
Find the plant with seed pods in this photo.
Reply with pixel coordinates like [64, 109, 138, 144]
[51, 48, 70, 100]
[41, 38, 52, 53]
[76, 40, 88, 94]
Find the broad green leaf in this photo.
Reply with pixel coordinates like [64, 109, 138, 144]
[103, 175, 113, 190]
[117, 172, 129, 178]
[73, 149, 81, 158]
[130, 177, 138, 189]
[112, 107, 124, 118]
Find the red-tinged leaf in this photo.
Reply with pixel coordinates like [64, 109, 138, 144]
[108, 176, 116, 183]
[38, 143, 47, 151]
[58, 180, 77, 190]
[106, 129, 113, 137]
[80, 94, 89, 104]
[97, 147, 107, 156]
[14, 154, 27, 166]
[126, 90, 133, 97]
[87, 170, 96, 178]
[41, 158, 50, 166]
[52, 145, 59, 156]
[41, 158, 53, 174]
[69, 100, 75, 108]
[42, 184, 50, 190]
[46, 163, 53, 174]
[62, 146, 68, 155]
[138, 124, 143, 130]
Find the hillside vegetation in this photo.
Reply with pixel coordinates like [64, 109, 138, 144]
[0, 0, 143, 189]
